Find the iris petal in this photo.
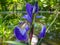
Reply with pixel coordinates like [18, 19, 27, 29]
[25, 25, 30, 31]
[23, 15, 32, 23]
[39, 25, 46, 38]
[14, 26, 27, 41]
[19, 29, 26, 35]
[33, 2, 38, 13]
[26, 3, 33, 18]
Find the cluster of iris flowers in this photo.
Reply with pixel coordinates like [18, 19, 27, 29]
[14, 2, 46, 44]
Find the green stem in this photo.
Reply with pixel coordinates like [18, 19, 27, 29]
[46, 11, 58, 32]
[29, 14, 36, 45]
[38, 38, 43, 45]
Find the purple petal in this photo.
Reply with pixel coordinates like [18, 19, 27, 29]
[26, 3, 33, 18]
[33, 2, 38, 13]
[25, 25, 30, 31]
[19, 29, 26, 35]
[14, 26, 27, 41]
[23, 15, 32, 23]
[39, 25, 46, 38]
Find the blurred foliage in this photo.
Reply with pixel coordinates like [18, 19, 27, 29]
[0, 0, 60, 45]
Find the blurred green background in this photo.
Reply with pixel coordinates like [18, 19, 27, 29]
[0, 0, 60, 45]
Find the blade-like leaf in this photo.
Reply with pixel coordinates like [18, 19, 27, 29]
[3, 41, 26, 45]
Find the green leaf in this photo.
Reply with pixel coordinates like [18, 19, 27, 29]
[3, 41, 26, 45]
[0, 18, 2, 24]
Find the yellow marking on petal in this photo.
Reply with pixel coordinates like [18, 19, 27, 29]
[21, 23, 27, 30]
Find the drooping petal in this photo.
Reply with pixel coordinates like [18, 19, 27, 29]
[23, 15, 32, 23]
[25, 25, 30, 31]
[39, 25, 46, 38]
[33, 2, 38, 13]
[14, 26, 27, 41]
[19, 29, 26, 35]
[26, 3, 33, 18]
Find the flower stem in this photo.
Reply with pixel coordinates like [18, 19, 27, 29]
[29, 13, 36, 45]
[38, 38, 43, 45]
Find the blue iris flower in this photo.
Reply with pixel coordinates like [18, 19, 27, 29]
[14, 22, 30, 41]
[23, 2, 39, 23]
[39, 25, 46, 38]
[14, 2, 46, 41]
